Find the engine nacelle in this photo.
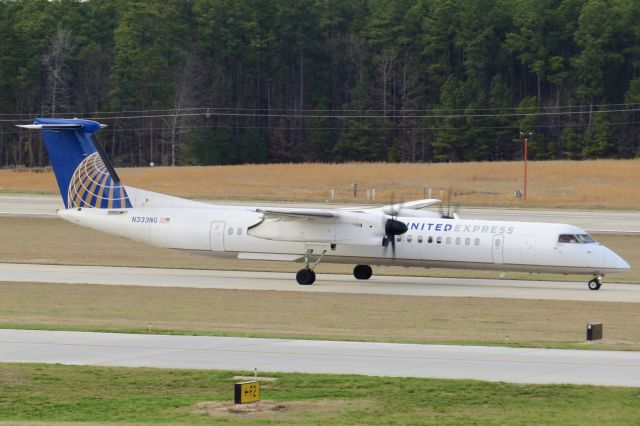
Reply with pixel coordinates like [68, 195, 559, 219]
[248, 210, 386, 246]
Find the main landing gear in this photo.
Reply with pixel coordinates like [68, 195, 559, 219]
[296, 248, 326, 285]
[588, 275, 602, 291]
[353, 264, 373, 280]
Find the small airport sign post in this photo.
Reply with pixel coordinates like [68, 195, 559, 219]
[586, 323, 603, 341]
[234, 381, 260, 404]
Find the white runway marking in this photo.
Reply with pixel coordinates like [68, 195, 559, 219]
[1, 329, 639, 387]
[0, 262, 638, 302]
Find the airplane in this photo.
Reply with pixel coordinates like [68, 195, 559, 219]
[17, 118, 630, 290]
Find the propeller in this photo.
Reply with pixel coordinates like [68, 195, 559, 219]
[439, 188, 459, 219]
[381, 193, 408, 257]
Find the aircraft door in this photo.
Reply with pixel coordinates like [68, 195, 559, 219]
[210, 221, 225, 252]
[492, 234, 504, 264]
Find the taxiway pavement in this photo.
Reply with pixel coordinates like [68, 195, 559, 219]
[0, 195, 60, 217]
[1, 329, 639, 387]
[0, 262, 637, 302]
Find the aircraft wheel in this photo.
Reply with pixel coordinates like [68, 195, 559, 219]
[588, 278, 601, 291]
[353, 264, 373, 280]
[296, 268, 316, 285]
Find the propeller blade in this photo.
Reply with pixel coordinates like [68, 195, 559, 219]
[384, 218, 408, 258]
[391, 232, 396, 256]
[382, 192, 395, 250]
[451, 202, 461, 219]
[440, 188, 457, 219]
[381, 192, 408, 258]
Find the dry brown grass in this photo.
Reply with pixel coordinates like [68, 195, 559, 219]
[1, 282, 639, 349]
[184, 399, 369, 421]
[0, 216, 637, 282]
[1, 159, 640, 208]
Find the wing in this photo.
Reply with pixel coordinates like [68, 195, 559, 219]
[249, 198, 442, 245]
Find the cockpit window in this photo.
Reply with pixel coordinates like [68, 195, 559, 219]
[576, 234, 596, 244]
[558, 234, 596, 244]
[558, 234, 579, 243]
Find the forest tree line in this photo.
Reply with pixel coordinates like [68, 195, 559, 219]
[1, 0, 640, 167]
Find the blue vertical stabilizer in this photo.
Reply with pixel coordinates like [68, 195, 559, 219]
[20, 118, 131, 209]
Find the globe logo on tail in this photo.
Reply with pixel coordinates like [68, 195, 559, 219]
[67, 152, 130, 209]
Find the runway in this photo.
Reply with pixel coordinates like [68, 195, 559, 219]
[1, 329, 639, 387]
[0, 262, 638, 302]
[0, 195, 59, 217]
[0, 194, 639, 233]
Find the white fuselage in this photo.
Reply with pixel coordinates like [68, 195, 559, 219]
[57, 194, 629, 277]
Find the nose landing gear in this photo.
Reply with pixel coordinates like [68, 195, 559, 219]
[588, 276, 602, 291]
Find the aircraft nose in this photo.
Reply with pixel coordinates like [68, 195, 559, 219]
[603, 246, 630, 271]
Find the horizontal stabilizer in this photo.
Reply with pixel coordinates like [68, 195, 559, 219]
[16, 123, 107, 130]
[16, 123, 83, 129]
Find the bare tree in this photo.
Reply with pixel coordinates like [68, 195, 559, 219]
[163, 54, 207, 166]
[42, 29, 75, 116]
[377, 48, 397, 115]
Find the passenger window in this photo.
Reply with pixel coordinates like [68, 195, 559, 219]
[228, 228, 233, 235]
[455, 237, 461, 245]
[237, 228, 243, 236]
[474, 238, 480, 246]
[418, 235, 423, 243]
[436, 236, 442, 244]
[428, 236, 433, 243]
[407, 235, 413, 243]
[397, 236, 402, 242]
[465, 238, 470, 246]
[446, 237, 451, 245]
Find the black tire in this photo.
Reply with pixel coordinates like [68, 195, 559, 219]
[353, 264, 373, 280]
[307, 270, 316, 285]
[588, 279, 601, 291]
[296, 269, 316, 285]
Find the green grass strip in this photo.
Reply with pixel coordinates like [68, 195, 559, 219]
[1, 363, 640, 425]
